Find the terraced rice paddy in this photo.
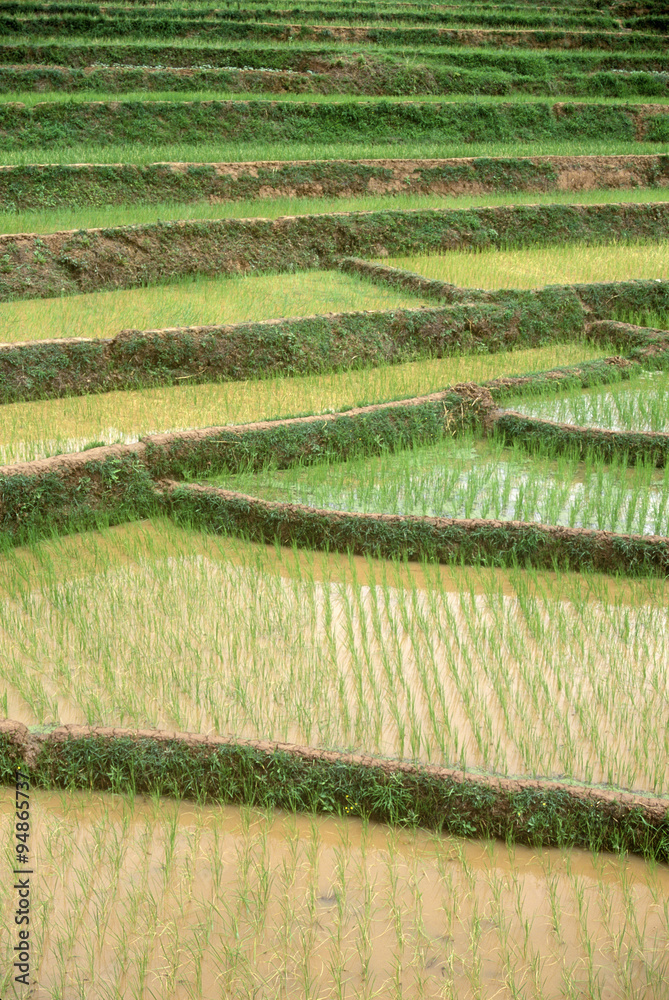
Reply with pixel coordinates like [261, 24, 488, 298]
[0, 270, 429, 343]
[2, 521, 669, 794]
[384, 242, 669, 288]
[512, 370, 669, 433]
[0, 342, 601, 464]
[1, 789, 669, 1000]
[1, 0, 669, 995]
[3, 184, 668, 238]
[203, 432, 669, 536]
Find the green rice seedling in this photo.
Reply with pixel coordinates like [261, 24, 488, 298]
[0, 520, 668, 793]
[7, 90, 669, 108]
[614, 307, 669, 329]
[0, 269, 427, 344]
[0, 341, 602, 464]
[0, 138, 664, 168]
[510, 370, 669, 433]
[203, 433, 669, 537]
[2, 184, 668, 238]
[383, 240, 669, 288]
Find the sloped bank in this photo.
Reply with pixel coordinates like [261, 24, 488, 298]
[2, 98, 668, 151]
[340, 260, 669, 319]
[0, 290, 586, 403]
[3, 154, 669, 212]
[2, 281, 668, 406]
[0, 362, 630, 542]
[5, 63, 669, 100]
[0, 721, 667, 860]
[0, 18, 663, 50]
[494, 411, 669, 466]
[2, 201, 669, 301]
[2, 359, 668, 579]
[164, 480, 669, 578]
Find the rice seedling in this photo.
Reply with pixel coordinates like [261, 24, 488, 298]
[202, 433, 669, 537]
[510, 370, 669, 433]
[3, 787, 668, 999]
[6, 91, 669, 108]
[2, 185, 667, 239]
[383, 241, 669, 288]
[0, 270, 427, 345]
[3, 4, 669, 984]
[0, 138, 662, 169]
[0, 341, 601, 464]
[0, 519, 668, 793]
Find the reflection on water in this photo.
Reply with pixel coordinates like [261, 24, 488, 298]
[1, 521, 669, 795]
[0, 788, 667, 999]
[206, 436, 669, 537]
[510, 370, 669, 433]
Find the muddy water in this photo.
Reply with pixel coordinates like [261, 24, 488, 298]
[1, 521, 669, 796]
[0, 789, 667, 999]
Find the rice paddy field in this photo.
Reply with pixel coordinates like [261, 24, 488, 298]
[2, 0, 669, 996]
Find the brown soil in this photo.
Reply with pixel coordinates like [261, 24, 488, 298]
[2, 718, 666, 819]
[2, 154, 668, 202]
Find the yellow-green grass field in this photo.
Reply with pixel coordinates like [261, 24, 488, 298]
[0, 271, 428, 344]
[3, 185, 668, 238]
[382, 241, 669, 289]
[2, 139, 665, 168]
[8, 91, 669, 107]
[0, 342, 604, 464]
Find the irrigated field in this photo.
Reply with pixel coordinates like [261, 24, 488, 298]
[1, 0, 669, 996]
[1, 789, 669, 999]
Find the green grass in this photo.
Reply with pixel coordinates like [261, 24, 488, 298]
[511, 370, 669, 433]
[7, 39, 669, 73]
[3, 185, 669, 238]
[0, 269, 428, 344]
[0, 342, 603, 465]
[5, 90, 669, 106]
[200, 432, 669, 537]
[382, 242, 669, 289]
[0, 137, 663, 167]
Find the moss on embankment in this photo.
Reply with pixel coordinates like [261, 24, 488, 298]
[3, 280, 668, 406]
[2, 202, 669, 302]
[2, 155, 668, 212]
[0, 290, 586, 403]
[1, 359, 668, 576]
[1, 721, 667, 860]
[3, 63, 669, 99]
[1, 99, 668, 151]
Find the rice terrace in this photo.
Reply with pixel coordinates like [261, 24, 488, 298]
[2, 0, 669, 996]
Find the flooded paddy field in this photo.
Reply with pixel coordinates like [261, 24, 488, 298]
[203, 434, 669, 537]
[1, 520, 668, 795]
[0, 341, 602, 465]
[0, 788, 667, 999]
[508, 370, 669, 434]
